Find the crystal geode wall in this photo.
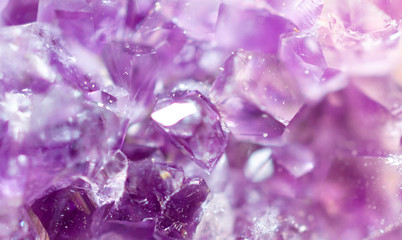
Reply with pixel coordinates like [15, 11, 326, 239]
[0, 0, 401, 239]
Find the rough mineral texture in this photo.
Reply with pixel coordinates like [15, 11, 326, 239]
[0, 0, 401, 240]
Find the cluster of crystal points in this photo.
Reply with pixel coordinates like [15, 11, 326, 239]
[0, 0, 401, 239]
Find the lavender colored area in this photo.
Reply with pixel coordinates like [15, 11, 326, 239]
[0, 0, 401, 240]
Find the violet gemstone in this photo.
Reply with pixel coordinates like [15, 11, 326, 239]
[151, 88, 228, 172]
[216, 3, 296, 54]
[125, 159, 184, 200]
[37, 0, 126, 48]
[280, 31, 346, 101]
[266, 0, 324, 30]
[211, 97, 286, 143]
[319, 0, 400, 75]
[125, 0, 156, 29]
[271, 144, 315, 178]
[1, 0, 38, 26]
[211, 50, 303, 127]
[102, 42, 157, 96]
[121, 120, 165, 161]
[101, 41, 158, 119]
[156, 178, 210, 239]
[29, 186, 96, 240]
[103, 156, 210, 239]
[0, 0, 401, 239]
[106, 158, 185, 222]
[159, 0, 220, 40]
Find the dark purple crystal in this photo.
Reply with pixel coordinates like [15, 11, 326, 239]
[30, 186, 96, 240]
[156, 178, 210, 239]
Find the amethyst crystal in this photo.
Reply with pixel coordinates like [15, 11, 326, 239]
[280, 31, 347, 101]
[156, 178, 210, 239]
[1, 0, 38, 26]
[29, 186, 96, 240]
[0, 0, 401, 240]
[211, 50, 304, 126]
[152, 86, 229, 172]
[215, 3, 296, 54]
[105, 156, 185, 223]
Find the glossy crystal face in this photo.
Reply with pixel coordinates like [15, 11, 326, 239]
[0, 0, 401, 240]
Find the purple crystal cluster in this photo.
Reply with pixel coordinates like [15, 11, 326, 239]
[0, 0, 401, 239]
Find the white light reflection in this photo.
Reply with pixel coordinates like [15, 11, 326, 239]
[151, 102, 198, 127]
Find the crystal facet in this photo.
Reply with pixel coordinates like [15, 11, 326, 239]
[152, 87, 229, 172]
[211, 50, 304, 128]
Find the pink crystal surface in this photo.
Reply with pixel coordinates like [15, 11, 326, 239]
[0, 0, 401, 239]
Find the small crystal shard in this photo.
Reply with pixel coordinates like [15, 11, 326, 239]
[30, 186, 96, 240]
[216, 3, 296, 54]
[105, 156, 184, 223]
[280, 31, 347, 101]
[267, 0, 324, 30]
[102, 41, 158, 119]
[212, 50, 304, 127]
[152, 87, 228, 172]
[156, 178, 210, 239]
[159, 0, 220, 40]
[37, 0, 126, 47]
[210, 96, 286, 143]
